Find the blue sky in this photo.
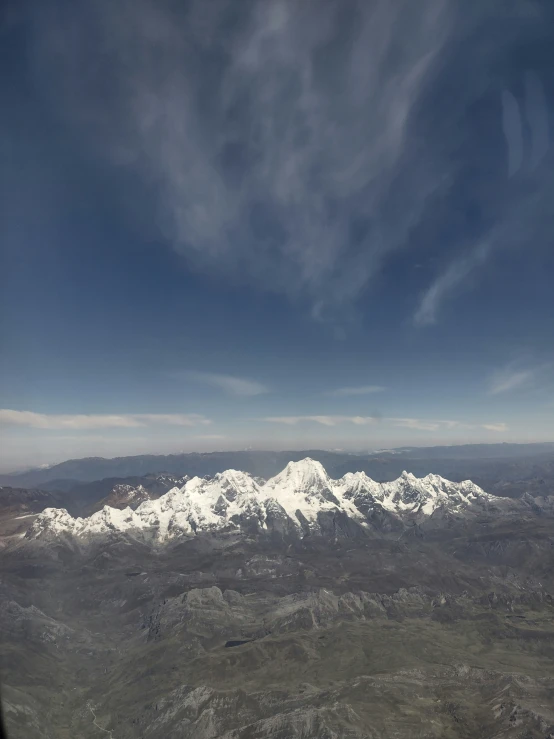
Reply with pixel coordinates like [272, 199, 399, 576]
[1, 0, 554, 471]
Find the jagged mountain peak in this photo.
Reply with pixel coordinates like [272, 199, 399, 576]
[185, 469, 258, 494]
[24, 459, 512, 545]
[274, 457, 328, 479]
[265, 457, 331, 493]
[211, 468, 259, 494]
[263, 457, 342, 514]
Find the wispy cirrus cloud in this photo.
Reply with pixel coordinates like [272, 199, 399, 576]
[264, 415, 377, 427]
[487, 355, 554, 396]
[389, 417, 445, 431]
[384, 417, 472, 432]
[20, 0, 551, 328]
[482, 423, 508, 432]
[489, 368, 535, 395]
[28, 0, 454, 314]
[488, 358, 554, 396]
[386, 418, 508, 433]
[327, 385, 386, 397]
[0, 409, 211, 430]
[413, 241, 491, 327]
[414, 68, 552, 328]
[264, 415, 507, 432]
[176, 371, 268, 396]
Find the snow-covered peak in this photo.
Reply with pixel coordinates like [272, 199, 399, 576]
[379, 471, 493, 515]
[26, 458, 501, 544]
[334, 469, 495, 517]
[29, 505, 141, 539]
[211, 469, 260, 498]
[265, 458, 331, 496]
[127, 471, 265, 540]
[336, 471, 383, 495]
[158, 470, 259, 508]
[262, 457, 345, 521]
[29, 508, 76, 537]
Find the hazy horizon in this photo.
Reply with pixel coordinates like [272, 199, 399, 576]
[3, 438, 554, 477]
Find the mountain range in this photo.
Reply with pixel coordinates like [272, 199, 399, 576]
[4, 444, 554, 504]
[2, 453, 554, 738]
[25, 458, 554, 546]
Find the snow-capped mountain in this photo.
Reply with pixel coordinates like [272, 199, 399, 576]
[337, 470, 492, 516]
[90, 475, 191, 513]
[27, 458, 513, 544]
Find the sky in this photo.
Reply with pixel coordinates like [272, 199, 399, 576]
[1, 0, 554, 472]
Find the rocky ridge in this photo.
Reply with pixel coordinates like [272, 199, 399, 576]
[24, 457, 529, 545]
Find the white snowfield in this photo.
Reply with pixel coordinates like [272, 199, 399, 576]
[28, 458, 499, 543]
